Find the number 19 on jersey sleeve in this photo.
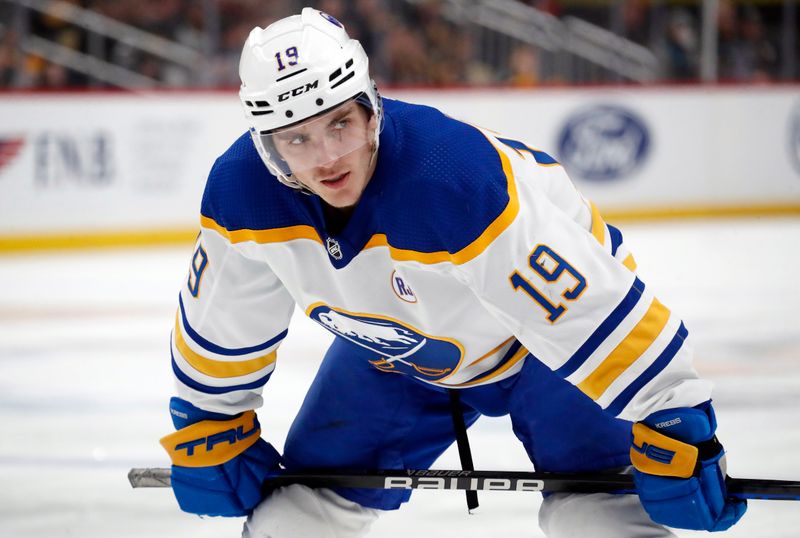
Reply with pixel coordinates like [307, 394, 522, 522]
[509, 244, 587, 323]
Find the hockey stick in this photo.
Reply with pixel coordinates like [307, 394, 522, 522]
[128, 467, 800, 501]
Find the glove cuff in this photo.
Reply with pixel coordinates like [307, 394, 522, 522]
[631, 422, 699, 478]
[168, 396, 235, 429]
[632, 402, 723, 478]
[160, 410, 262, 467]
[641, 401, 717, 444]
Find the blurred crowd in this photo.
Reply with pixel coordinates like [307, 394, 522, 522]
[581, 0, 784, 82]
[0, 0, 794, 89]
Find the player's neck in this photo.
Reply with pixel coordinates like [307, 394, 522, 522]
[322, 150, 378, 235]
[322, 203, 354, 236]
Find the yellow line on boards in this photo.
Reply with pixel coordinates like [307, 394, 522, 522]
[0, 204, 799, 254]
[0, 229, 198, 254]
[601, 204, 800, 222]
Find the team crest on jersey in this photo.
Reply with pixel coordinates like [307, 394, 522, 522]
[307, 303, 463, 380]
[326, 237, 343, 260]
[391, 270, 417, 303]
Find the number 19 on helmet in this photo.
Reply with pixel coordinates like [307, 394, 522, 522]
[238, 8, 383, 191]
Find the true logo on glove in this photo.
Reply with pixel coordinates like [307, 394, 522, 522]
[630, 422, 698, 478]
[176, 421, 258, 457]
[161, 411, 262, 467]
[631, 439, 676, 465]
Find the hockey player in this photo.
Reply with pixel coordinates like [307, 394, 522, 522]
[159, 8, 747, 537]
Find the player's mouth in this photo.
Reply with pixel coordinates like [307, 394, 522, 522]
[319, 172, 349, 189]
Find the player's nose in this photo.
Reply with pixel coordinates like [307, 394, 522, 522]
[312, 141, 344, 172]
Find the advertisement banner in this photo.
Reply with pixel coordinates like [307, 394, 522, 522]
[391, 86, 800, 213]
[1, 87, 798, 248]
[0, 93, 244, 236]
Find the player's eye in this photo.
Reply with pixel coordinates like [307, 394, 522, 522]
[286, 133, 307, 146]
[333, 118, 350, 130]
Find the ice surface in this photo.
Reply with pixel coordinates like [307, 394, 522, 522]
[1, 218, 798, 537]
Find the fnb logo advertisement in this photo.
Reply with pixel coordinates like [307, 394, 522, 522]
[33, 131, 114, 188]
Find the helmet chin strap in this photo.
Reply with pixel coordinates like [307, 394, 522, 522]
[287, 176, 316, 196]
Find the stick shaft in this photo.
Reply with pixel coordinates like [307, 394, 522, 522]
[128, 467, 800, 500]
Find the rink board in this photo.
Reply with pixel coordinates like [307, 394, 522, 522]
[0, 86, 799, 250]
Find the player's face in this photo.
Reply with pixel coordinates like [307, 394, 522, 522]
[272, 101, 378, 210]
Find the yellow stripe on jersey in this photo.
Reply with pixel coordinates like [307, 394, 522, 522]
[623, 253, 638, 272]
[173, 314, 276, 378]
[451, 140, 519, 265]
[590, 201, 638, 273]
[364, 140, 519, 265]
[577, 298, 671, 400]
[451, 344, 529, 388]
[198, 138, 517, 266]
[466, 336, 517, 368]
[590, 201, 606, 246]
[200, 215, 323, 245]
[363, 234, 452, 264]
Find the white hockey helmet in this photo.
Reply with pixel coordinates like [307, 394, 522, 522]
[239, 8, 382, 190]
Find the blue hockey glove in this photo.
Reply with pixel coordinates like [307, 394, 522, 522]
[159, 397, 282, 517]
[631, 401, 747, 531]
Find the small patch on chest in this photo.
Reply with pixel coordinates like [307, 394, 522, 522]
[391, 270, 418, 303]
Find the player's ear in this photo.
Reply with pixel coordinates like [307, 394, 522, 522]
[367, 111, 378, 135]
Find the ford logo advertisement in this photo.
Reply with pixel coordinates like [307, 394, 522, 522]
[557, 105, 650, 181]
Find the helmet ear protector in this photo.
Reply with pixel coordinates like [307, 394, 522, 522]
[238, 8, 382, 191]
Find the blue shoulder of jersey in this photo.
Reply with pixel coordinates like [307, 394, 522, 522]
[373, 99, 518, 261]
[199, 100, 530, 265]
[199, 132, 313, 232]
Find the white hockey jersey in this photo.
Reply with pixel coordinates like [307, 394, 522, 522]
[171, 98, 712, 423]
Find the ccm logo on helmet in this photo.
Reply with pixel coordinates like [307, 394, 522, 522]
[278, 80, 319, 102]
